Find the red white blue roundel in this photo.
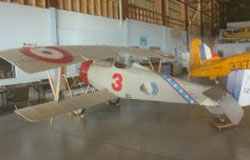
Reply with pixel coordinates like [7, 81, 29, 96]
[20, 47, 73, 64]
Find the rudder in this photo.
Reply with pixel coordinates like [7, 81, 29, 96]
[189, 39, 219, 70]
[189, 39, 203, 70]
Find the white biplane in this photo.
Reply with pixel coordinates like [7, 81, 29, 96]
[0, 45, 244, 128]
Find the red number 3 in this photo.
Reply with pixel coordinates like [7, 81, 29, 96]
[112, 73, 123, 91]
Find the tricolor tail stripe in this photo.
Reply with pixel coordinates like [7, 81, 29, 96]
[200, 44, 212, 60]
[162, 75, 197, 105]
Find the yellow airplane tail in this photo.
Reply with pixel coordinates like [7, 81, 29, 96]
[189, 39, 220, 70]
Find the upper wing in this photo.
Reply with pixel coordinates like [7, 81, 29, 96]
[0, 45, 169, 73]
[15, 90, 117, 122]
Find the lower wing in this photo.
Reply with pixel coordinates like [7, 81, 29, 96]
[15, 90, 117, 122]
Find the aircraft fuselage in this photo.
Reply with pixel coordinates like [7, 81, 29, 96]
[190, 52, 250, 79]
[79, 60, 197, 104]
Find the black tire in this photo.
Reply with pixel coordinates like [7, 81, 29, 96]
[108, 98, 121, 105]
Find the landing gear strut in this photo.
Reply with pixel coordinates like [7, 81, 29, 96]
[73, 108, 86, 119]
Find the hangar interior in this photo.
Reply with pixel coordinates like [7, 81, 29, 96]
[0, 0, 224, 109]
[0, 0, 250, 160]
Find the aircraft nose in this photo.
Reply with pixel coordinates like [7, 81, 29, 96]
[79, 60, 93, 84]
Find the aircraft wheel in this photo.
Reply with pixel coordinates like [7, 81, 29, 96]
[73, 108, 86, 119]
[108, 98, 121, 106]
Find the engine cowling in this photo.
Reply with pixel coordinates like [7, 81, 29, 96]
[79, 60, 93, 84]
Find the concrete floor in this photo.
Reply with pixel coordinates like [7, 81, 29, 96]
[1, 100, 250, 160]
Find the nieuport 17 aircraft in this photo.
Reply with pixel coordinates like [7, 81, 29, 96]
[0, 39, 249, 128]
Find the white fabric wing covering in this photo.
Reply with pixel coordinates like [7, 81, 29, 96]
[0, 46, 167, 73]
[15, 90, 117, 122]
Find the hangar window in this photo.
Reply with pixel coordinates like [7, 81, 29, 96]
[0, 58, 15, 79]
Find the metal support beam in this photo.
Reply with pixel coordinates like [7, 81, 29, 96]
[119, 0, 123, 24]
[220, 2, 226, 29]
[161, 0, 166, 25]
[184, 0, 190, 50]
[200, 0, 204, 39]
[211, 0, 214, 36]
[121, 0, 128, 20]
[46, 0, 56, 8]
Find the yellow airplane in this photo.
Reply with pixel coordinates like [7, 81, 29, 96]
[189, 39, 250, 79]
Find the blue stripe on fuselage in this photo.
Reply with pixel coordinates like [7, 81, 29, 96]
[162, 75, 197, 105]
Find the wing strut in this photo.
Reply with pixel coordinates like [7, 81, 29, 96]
[46, 67, 67, 102]
[158, 59, 162, 73]
[45, 66, 69, 124]
[46, 71, 56, 98]
[148, 59, 155, 71]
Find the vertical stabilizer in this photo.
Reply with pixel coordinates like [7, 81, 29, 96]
[189, 39, 203, 70]
[189, 39, 219, 70]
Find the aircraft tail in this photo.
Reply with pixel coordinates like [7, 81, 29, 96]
[189, 39, 219, 70]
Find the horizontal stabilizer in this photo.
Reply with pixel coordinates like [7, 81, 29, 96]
[15, 90, 117, 122]
[203, 84, 227, 101]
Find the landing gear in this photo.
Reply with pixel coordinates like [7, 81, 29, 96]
[79, 108, 86, 118]
[73, 108, 86, 119]
[108, 98, 121, 106]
